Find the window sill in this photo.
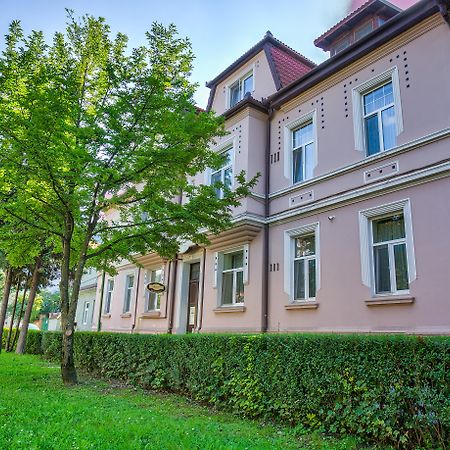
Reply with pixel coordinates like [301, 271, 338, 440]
[213, 305, 246, 313]
[120, 312, 132, 318]
[101, 313, 111, 319]
[285, 301, 319, 310]
[139, 311, 162, 319]
[365, 295, 415, 306]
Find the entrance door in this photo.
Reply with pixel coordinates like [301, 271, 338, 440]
[186, 262, 200, 333]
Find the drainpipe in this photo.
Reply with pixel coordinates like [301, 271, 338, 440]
[131, 267, 141, 332]
[96, 271, 106, 332]
[162, 260, 172, 319]
[167, 255, 179, 334]
[197, 247, 207, 333]
[262, 106, 274, 333]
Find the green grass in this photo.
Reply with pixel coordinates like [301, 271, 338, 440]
[0, 353, 362, 449]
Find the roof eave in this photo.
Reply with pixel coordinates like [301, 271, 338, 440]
[222, 97, 269, 120]
[270, 0, 443, 109]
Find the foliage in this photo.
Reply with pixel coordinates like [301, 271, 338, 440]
[0, 353, 358, 450]
[1, 329, 41, 353]
[28, 331, 450, 449]
[0, 12, 256, 382]
[30, 290, 60, 322]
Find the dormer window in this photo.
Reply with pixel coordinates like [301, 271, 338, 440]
[229, 71, 253, 108]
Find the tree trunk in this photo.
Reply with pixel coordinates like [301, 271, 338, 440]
[0, 267, 13, 353]
[12, 280, 29, 351]
[6, 278, 21, 352]
[16, 260, 41, 354]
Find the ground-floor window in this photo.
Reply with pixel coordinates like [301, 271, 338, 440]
[123, 274, 135, 313]
[145, 268, 163, 311]
[221, 250, 244, 305]
[82, 301, 90, 325]
[104, 279, 114, 314]
[371, 214, 409, 294]
[293, 234, 316, 300]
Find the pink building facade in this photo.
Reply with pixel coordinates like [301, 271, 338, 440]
[88, 0, 450, 335]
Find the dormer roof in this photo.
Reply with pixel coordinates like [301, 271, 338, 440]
[314, 0, 402, 52]
[206, 31, 316, 90]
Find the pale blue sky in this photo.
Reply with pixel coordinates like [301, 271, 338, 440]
[1, 1, 361, 107]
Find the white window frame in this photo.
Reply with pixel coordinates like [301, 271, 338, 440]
[123, 273, 135, 313]
[228, 70, 254, 108]
[284, 223, 320, 301]
[82, 301, 90, 325]
[104, 278, 114, 314]
[144, 267, 164, 312]
[352, 67, 403, 154]
[213, 245, 249, 306]
[209, 146, 234, 199]
[359, 199, 416, 296]
[284, 110, 318, 184]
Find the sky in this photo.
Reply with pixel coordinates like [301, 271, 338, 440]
[0, 0, 419, 108]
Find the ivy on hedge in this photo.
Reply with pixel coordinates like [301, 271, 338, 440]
[13, 330, 450, 448]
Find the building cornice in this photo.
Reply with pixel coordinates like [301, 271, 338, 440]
[269, 127, 450, 199]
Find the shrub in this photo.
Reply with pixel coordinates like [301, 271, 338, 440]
[18, 331, 450, 448]
[1, 328, 41, 353]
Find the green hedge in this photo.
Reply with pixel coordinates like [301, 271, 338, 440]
[1, 328, 42, 353]
[14, 330, 450, 448]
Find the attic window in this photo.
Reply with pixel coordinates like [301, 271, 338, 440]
[354, 21, 374, 40]
[229, 71, 253, 108]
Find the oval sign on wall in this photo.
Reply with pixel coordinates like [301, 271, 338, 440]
[146, 282, 166, 293]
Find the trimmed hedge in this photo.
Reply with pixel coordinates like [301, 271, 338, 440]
[14, 330, 450, 448]
[1, 329, 42, 354]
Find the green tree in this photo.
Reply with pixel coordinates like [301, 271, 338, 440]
[0, 13, 256, 384]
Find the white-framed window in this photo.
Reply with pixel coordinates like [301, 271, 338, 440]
[284, 223, 320, 301]
[363, 81, 396, 155]
[123, 274, 134, 313]
[352, 67, 403, 155]
[210, 147, 233, 198]
[284, 111, 317, 184]
[145, 268, 164, 312]
[359, 199, 416, 296]
[82, 301, 90, 325]
[221, 250, 244, 305]
[229, 71, 253, 108]
[292, 121, 314, 184]
[293, 234, 317, 300]
[371, 214, 409, 294]
[213, 245, 249, 306]
[104, 279, 114, 314]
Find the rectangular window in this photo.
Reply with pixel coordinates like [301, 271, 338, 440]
[331, 35, 351, 55]
[293, 234, 316, 300]
[292, 121, 314, 183]
[104, 279, 114, 314]
[145, 268, 163, 311]
[363, 82, 396, 155]
[354, 21, 374, 41]
[211, 148, 233, 198]
[221, 250, 244, 305]
[371, 214, 409, 294]
[82, 301, 90, 325]
[229, 71, 253, 108]
[123, 274, 134, 313]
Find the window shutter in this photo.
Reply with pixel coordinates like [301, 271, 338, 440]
[243, 244, 250, 285]
[213, 252, 219, 288]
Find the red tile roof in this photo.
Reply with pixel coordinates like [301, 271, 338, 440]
[267, 44, 314, 88]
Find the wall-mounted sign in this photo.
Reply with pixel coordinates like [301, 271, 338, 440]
[146, 282, 166, 293]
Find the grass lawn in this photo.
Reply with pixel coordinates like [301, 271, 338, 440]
[0, 353, 361, 449]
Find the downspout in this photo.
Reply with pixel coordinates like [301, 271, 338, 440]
[197, 247, 207, 333]
[131, 267, 141, 332]
[262, 106, 274, 333]
[96, 271, 106, 332]
[162, 260, 172, 319]
[167, 255, 178, 334]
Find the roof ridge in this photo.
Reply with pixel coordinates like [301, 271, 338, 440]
[314, 0, 402, 46]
